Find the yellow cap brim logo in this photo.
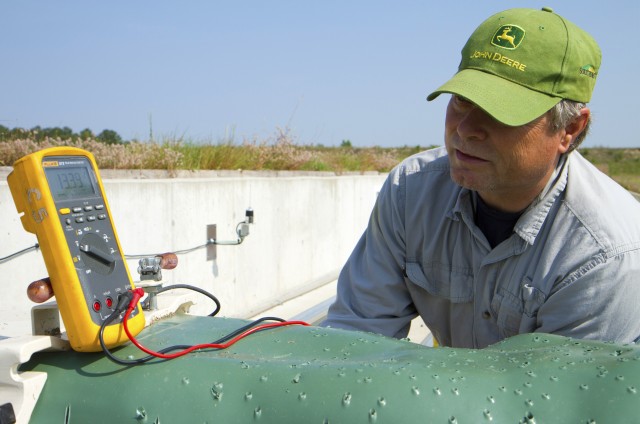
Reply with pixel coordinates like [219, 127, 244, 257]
[491, 25, 525, 50]
[580, 64, 598, 79]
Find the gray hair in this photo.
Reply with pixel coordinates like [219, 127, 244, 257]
[548, 99, 591, 152]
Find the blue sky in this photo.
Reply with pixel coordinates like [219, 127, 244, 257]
[1, 1, 637, 148]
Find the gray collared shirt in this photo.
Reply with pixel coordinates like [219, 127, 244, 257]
[323, 147, 640, 348]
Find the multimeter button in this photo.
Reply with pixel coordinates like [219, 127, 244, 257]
[59, 208, 71, 215]
[93, 301, 101, 312]
[87, 215, 96, 222]
[75, 217, 85, 223]
[95, 204, 104, 210]
[72, 207, 82, 213]
[65, 218, 72, 225]
[84, 205, 94, 211]
[97, 214, 107, 220]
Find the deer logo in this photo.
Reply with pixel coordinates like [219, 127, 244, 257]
[491, 24, 525, 50]
[497, 27, 516, 47]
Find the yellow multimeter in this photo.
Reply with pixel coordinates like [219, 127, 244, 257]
[8, 146, 145, 352]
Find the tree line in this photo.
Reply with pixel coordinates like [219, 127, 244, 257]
[0, 125, 124, 144]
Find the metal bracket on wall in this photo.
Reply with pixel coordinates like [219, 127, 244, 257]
[206, 224, 216, 261]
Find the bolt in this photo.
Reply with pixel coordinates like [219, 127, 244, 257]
[342, 392, 352, 406]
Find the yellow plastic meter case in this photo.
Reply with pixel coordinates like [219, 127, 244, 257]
[8, 147, 145, 352]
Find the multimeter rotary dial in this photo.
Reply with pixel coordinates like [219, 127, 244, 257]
[78, 232, 117, 275]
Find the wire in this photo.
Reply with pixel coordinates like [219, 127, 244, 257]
[100, 288, 309, 366]
[125, 235, 243, 260]
[123, 300, 309, 360]
[100, 283, 220, 364]
[125, 219, 250, 259]
[172, 242, 215, 254]
[125, 242, 209, 259]
[0, 243, 39, 264]
[156, 284, 221, 317]
[99, 292, 135, 363]
[102, 315, 292, 366]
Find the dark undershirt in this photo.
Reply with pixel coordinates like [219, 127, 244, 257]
[475, 195, 524, 249]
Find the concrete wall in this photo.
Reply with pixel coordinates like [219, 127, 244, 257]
[0, 168, 386, 337]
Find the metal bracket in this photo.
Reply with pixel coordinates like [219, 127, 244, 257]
[206, 224, 217, 261]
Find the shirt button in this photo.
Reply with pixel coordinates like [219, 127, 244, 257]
[482, 310, 491, 319]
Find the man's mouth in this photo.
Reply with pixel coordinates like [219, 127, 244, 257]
[455, 149, 488, 163]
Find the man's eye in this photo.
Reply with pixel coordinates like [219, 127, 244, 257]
[454, 95, 471, 105]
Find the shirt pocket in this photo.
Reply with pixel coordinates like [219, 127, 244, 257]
[490, 278, 546, 338]
[405, 261, 473, 303]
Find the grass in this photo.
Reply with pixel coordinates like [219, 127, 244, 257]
[1, 130, 639, 192]
[0, 128, 428, 174]
[580, 148, 640, 193]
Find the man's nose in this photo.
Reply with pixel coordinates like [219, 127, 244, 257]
[456, 106, 489, 141]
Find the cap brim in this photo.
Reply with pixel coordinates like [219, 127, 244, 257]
[427, 69, 561, 126]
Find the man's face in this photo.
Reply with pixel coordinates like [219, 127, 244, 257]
[444, 95, 568, 212]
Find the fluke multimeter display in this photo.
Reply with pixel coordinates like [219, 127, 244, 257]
[8, 146, 145, 352]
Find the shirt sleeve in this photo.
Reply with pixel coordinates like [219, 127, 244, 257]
[321, 167, 418, 338]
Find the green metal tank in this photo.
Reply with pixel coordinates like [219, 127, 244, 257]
[20, 314, 640, 423]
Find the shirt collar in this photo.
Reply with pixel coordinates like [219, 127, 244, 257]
[514, 154, 569, 244]
[448, 154, 570, 246]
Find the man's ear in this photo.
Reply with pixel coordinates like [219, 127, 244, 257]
[560, 107, 590, 153]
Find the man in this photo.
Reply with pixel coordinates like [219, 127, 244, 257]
[322, 7, 640, 348]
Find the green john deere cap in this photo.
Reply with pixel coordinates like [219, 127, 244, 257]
[427, 7, 601, 126]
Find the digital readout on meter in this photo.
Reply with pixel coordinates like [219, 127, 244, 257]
[44, 165, 96, 200]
